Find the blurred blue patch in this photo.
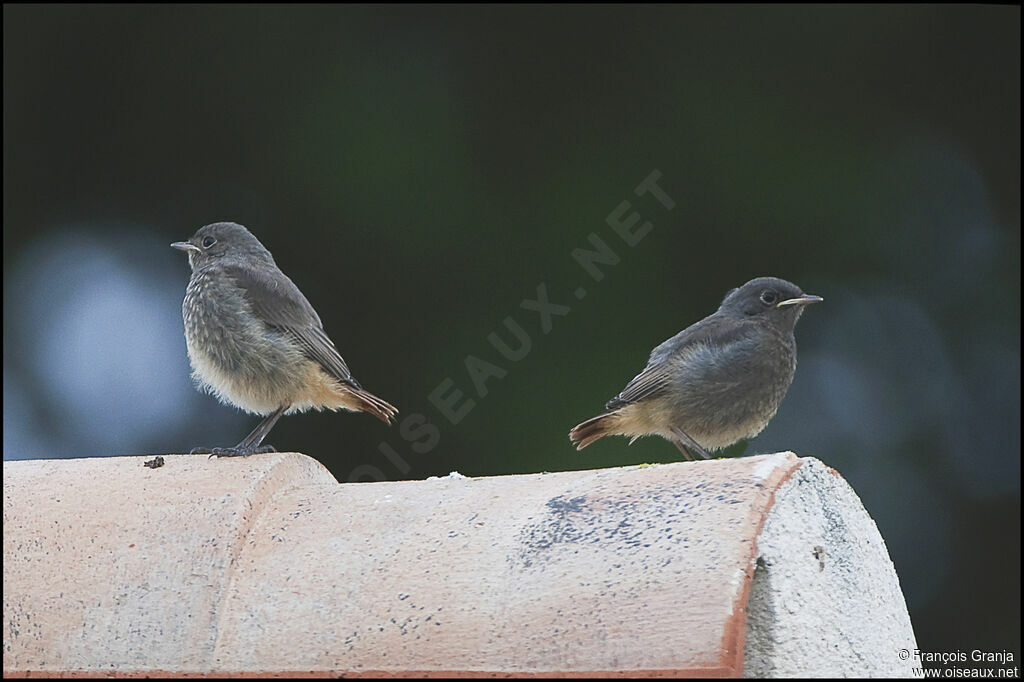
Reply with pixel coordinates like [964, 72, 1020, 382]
[3, 224, 247, 459]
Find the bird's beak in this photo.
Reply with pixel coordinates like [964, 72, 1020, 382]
[171, 241, 201, 254]
[777, 294, 823, 308]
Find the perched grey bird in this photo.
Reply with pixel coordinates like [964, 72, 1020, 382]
[173, 222, 397, 457]
[569, 277, 821, 460]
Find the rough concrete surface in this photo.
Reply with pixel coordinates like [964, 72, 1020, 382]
[3, 452, 915, 677]
[2, 453, 335, 674]
[210, 454, 802, 677]
[744, 458, 918, 677]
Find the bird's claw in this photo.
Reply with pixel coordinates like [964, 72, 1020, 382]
[190, 444, 277, 458]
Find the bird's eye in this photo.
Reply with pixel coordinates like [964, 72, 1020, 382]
[202, 236, 216, 248]
[760, 290, 778, 305]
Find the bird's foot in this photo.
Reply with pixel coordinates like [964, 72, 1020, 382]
[190, 444, 277, 458]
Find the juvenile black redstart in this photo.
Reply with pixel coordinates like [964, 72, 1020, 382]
[569, 276, 821, 460]
[173, 222, 397, 457]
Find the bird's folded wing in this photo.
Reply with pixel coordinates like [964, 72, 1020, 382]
[223, 263, 359, 387]
[605, 363, 672, 410]
[605, 318, 757, 410]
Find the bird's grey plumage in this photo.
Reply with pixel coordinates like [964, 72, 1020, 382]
[570, 276, 820, 460]
[220, 262, 359, 389]
[174, 221, 396, 457]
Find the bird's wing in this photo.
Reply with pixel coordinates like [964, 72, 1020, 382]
[222, 263, 359, 387]
[604, 316, 754, 410]
[604, 362, 672, 410]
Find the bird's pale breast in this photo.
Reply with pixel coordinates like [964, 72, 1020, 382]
[183, 268, 310, 415]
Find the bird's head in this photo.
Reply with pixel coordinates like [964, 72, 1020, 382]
[719, 276, 822, 329]
[172, 222, 274, 270]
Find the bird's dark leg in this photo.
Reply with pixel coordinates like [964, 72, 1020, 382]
[669, 426, 712, 461]
[670, 438, 695, 462]
[191, 405, 289, 458]
[237, 405, 288, 450]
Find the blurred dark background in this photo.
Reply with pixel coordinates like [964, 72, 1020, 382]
[4, 4, 1019, 666]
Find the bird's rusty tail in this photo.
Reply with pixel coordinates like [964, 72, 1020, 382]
[568, 411, 622, 451]
[345, 385, 399, 425]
